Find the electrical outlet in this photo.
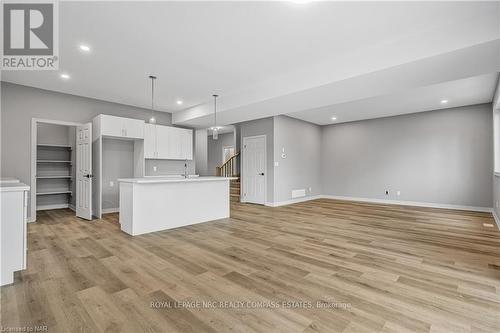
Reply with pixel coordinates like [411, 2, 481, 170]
[396, 191, 401, 196]
[309, 187, 312, 192]
[274, 161, 279, 167]
[153, 166, 158, 172]
[496, 200, 499, 208]
[109, 181, 114, 187]
[385, 190, 389, 195]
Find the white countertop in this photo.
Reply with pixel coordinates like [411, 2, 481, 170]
[0, 182, 30, 192]
[0, 177, 21, 184]
[118, 176, 237, 184]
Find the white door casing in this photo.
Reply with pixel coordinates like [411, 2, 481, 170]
[242, 135, 266, 204]
[76, 123, 92, 220]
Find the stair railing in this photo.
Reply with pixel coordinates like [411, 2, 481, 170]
[216, 151, 240, 177]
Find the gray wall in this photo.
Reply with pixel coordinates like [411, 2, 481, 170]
[273, 115, 322, 203]
[1, 82, 172, 217]
[102, 138, 134, 209]
[493, 78, 500, 220]
[321, 104, 493, 208]
[68, 127, 76, 207]
[239, 117, 274, 203]
[37, 123, 69, 144]
[195, 129, 208, 176]
[207, 132, 234, 176]
[494, 176, 500, 218]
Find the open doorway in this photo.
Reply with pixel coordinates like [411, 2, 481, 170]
[207, 127, 236, 175]
[30, 119, 93, 222]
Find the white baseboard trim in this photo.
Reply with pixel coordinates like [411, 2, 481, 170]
[36, 203, 70, 211]
[265, 195, 322, 207]
[492, 209, 500, 230]
[320, 195, 493, 213]
[69, 204, 76, 212]
[102, 207, 119, 214]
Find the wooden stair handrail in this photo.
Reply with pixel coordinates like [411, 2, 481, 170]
[216, 151, 240, 177]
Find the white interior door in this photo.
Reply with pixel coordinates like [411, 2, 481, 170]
[76, 123, 92, 220]
[242, 136, 266, 204]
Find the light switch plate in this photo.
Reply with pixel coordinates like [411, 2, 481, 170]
[274, 161, 279, 167]
[153, 166, 158, 172]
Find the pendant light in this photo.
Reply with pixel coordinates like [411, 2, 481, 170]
[211, 94, 219, 140]
[148, 75, 157, 124]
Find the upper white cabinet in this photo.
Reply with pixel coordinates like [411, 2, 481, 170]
[144, 124, 193, 160]
[144, 123, 157, 158]
[180, 128, 193, 160]
[93, 115, 144, 140]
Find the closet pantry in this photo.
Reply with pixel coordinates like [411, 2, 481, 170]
[35, 122, 76, 211]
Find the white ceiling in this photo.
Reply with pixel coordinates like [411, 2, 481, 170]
[289, 73, 499, 125]
[2, 1, 500, 126]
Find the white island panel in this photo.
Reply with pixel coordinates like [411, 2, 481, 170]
[119, 177, 232, 235]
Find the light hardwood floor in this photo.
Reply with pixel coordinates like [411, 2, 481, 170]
[1, 199, 500, 333]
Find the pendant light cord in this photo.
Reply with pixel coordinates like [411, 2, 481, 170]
[151, 77, 154, 111]
[213, 94, 218, 128]
[149, 75, 157, 122]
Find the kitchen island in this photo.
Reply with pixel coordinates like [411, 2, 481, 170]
[117, 176, 235, 235]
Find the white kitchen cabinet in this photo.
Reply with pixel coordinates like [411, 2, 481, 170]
[156, 125, 171, 159]
[168, 127, 182, 160]
[92, 114, 146, 219]
[1, 181, 29, 286]
[144, 124, 193, 160]
[93, 115, 144, 140]
[144, 123, 157, 158]
[181, 129, 193, 160]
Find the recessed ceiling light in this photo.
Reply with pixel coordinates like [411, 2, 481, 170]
[440, 99, 448, 104]
[60, 73, 70, 80]
[176, 100, 183, 105]
[79, 44, 90, 52]
[331, 116, 337, 121]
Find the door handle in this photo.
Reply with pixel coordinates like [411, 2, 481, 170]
[84, 174, 93, 178]
[259, 173, 264, 176]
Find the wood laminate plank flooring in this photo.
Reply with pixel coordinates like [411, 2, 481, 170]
[1, 199, 499, 333]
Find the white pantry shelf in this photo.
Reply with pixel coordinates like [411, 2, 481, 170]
[37, 144, 72, 149]
[36, 191, 72, 196]
[36, 176, 72, 179]
[37, 160, 72, 163]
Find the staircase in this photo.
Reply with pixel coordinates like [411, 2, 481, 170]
[230, 177, 241, 203]
[216, 152, 241, 203]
